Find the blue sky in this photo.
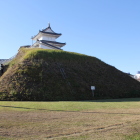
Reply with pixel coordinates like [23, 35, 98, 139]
[0, 0, 140, 75]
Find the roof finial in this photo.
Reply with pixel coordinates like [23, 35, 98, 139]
[48, 22, 50, 27]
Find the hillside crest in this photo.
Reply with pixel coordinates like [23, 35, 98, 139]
[0, 48, 140, 101]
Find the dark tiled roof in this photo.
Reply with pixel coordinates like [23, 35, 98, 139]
[42, 26, 55, 33]
[41, 40, 66, 45]
[40, 31, 61, 36]
[40, 41, 62, 50]
[32, 31, 61, 40]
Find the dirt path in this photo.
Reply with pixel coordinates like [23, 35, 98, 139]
[0, 109, 140, 140]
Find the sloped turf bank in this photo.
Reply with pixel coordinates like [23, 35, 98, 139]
[0, 48, 140, 101]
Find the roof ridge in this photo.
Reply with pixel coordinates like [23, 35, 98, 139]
[40, 31, 61, 35]
[42, 24, 55, 33]
[41, 40, 66, 45]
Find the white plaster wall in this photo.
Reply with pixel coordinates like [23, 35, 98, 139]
[135, 74, 140, 79]
[39, 36, 56, 41]
[49, 43, 61, 47]
[31, 42, 40, 48]
[39, 36, 43, 40]
[39, 44, 53, 49]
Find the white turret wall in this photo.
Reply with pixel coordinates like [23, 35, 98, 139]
[39, 44, 53, 49]
[39, 36, 56, 41]
[135, 74, 140, 79]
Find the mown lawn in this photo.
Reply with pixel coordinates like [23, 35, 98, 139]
[0, 98, 140, 140]
[0, 98, 140, 111]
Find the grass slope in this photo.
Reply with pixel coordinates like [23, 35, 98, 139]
[0, 48, 140, 101]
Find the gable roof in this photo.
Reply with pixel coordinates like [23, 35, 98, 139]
[40, 41, 62, 50]
[40, 31, 61, 36]
[32, 31, 62, 40]
[42, 25, 55, 33]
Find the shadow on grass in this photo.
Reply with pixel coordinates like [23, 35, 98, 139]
[0, 105, 36, 110]
[0, 105, 140, 115]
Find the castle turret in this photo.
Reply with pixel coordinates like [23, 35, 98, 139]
[31, 24, 66, 50]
